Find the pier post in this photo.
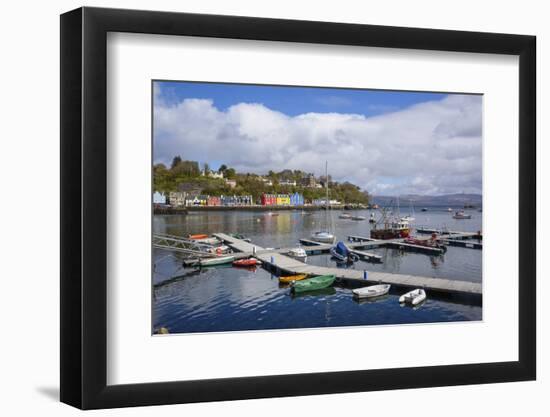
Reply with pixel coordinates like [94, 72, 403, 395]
[363, 270, 368, 280]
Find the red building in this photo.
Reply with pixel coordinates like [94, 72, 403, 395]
[261, 193, 277, 206]
[207, 196, 221, 206]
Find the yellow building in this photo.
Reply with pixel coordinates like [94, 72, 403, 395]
[276, 194, 291, 205]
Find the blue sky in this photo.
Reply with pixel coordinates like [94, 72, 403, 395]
[154, 80, 448, 118]
[153, 81, 482, 196]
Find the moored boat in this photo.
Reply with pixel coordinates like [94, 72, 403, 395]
[232, 258, 261, 267]
[339, 213, 352, 219]
[351, 215, 366, 221]
[311, 231, 336, 244]
[287, 247, 307, 261]
[279, 274, 308, 284]
[371, 219, 410, 239]
[189, 233, 209, 240]
[291, 274, 336, 293]
[421, 208, 428, 212]
[330, 241, 359, 263]
[452, 210, 472, 219]
[369, 213, 376, 223]
[399, 288, 427, 305]
[352, 284, 391, 299]
[199, 255, 235, 267]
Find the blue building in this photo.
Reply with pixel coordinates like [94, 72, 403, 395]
[153, 191, 166, 204]
[290, 192, 304, 206]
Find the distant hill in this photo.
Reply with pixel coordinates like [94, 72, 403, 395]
[371, 193, 482, 208]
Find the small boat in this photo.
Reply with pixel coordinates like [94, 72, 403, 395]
[279, 274, 308, 284]
[288, 247, 307, 261]
[452, 210, 472, 219]
[232, 258, 261, 267]
[369, 213, 376, 223]
[230, 233, 252, 243]
[421, 208, 428, 212]
[339, 213, 352, 219]
[330, 241, 359, 263]
[206, 245, 231, 255]
[352, 284, 391, 299]
[447, 207, 453, 212]
[291, 274, 336, 293]
[267, 212, 279, 216]
[199, 255, 235, 267]
[194, 237, 221, 245]
[189, 233, 209, 240]
[351, 215, 366, 221]
[399, 288, 427, 305]
[400, 215, 415, 222]
[311, 231, 336, 244]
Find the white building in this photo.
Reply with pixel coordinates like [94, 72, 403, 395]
[153, 191, 166, 204]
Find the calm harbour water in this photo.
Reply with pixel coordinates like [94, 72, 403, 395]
[153, 208, 482, 334]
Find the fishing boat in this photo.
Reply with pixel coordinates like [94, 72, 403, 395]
[311, 162, 336, 244]
[339, 213, 352, 219]
[452, 210, 472, 219]
[351, 215, 366, 221]
[369, 213, 376, 223]
[232, 258, 261, 267]
[399, 288, 427, 305]
[352, 284, 391, 299]
[371, 219, 411, 239]
[291, 274, 336, 293]
[279, 274, 308, 284]
[287, 247, 307, 261]
[199, 255, 235, 267]
[330, 241, 359, 263]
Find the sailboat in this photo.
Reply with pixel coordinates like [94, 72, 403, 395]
[401, 199, 416, 222]
[311, 161, 336, 244]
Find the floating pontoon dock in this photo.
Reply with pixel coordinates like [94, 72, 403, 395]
[213, 233, 482, 303]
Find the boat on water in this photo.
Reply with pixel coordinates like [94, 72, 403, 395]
[267, 212, 279, 217]
[311, 161, 336, 244]
[452, 210, 472, 219]
[403, 236, 447, 253]
[421, 208, 428, 212]
[447, 207, 453, 212]
[400, 199, 416, 222]
[400, 215, 415, 222]
[371, 219, 410, 239]
[232, 258, 261, 267]
[206, 245, 232, 255]
[199, 255, 235, 267]
[189, 233, 209, 240]
[352, 284, 391, 299]
[279, 274, 308, 284]
[291, 274, 336, 293]
[339, 213, 352, 219]
[351, 215, 366, 221]
[287, 247, 307, 261]
[369, 213, 376, 223]
[399, 288, 427, 305]
[330, 241, 359, 263]
[229, 233, 251, 242]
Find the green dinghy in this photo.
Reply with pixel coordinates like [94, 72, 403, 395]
[291, 274, 336, 294]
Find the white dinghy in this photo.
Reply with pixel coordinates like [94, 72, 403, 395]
[399, 288, 427, 306]
[352, 284, 391, 299]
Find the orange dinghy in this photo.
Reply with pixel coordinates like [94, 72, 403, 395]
[233, 259, 261, 267]
[189, 233, 209, 240]
[279, 274, 307, 284]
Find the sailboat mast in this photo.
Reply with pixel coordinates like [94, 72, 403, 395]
[325, 161, 329, 228]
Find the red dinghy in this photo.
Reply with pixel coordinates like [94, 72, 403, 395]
[233, 259, 261, 267]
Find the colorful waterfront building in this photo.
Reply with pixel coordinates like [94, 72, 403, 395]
[276, 194, 291, 206]
[153, 191, 167, 204]
[169, 191, 186, 207]
[207, 195, 221, 206]
[261, 193, 277, 206]
[290, 192, 304, 206]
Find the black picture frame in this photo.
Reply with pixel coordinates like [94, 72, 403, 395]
[60, 6, 536, 410]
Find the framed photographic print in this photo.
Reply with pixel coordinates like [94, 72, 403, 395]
[60, 6, 536, 409]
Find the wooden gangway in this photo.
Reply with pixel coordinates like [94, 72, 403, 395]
[214, 233, 482, 301]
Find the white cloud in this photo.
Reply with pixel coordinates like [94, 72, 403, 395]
[154, 92, 482, 196]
